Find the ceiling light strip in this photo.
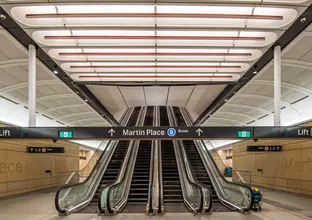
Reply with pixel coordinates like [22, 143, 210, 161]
[78, 75, 233, 78]
[59, 52, 252, 56]
[70, 65, 242, 68]
[44, 35, 265, 40]
[25, 13, 283, 20]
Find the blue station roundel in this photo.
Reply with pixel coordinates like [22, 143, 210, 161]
[167, 128, 176, 137]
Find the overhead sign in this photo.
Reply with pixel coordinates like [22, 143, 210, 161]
[58, 131, 73, 138]
[237, 131, 252, 138]
[27, 147, 65, 153]
[0, 128, 21, 138]
[246, 146, 282, 152]
[0, 126, 312, 139]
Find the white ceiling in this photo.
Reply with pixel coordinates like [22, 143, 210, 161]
[87, 84, 226, 120]
[204, 23, 312, 126]
[0, 28, 110, 126]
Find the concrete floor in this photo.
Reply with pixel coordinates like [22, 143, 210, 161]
[0, 187, 311, 220]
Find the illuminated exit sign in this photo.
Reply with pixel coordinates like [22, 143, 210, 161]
[237, 131, 251, 138]
[58, 131, 73, 138]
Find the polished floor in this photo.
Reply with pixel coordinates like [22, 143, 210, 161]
[0, 187, 311, 220]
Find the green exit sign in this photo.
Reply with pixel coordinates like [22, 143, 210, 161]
[58, 131, 73, 138]
[237, 131, 251, 138]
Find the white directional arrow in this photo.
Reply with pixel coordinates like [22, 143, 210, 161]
[196, 128, 203, 136]
[108, 128, 115, 137]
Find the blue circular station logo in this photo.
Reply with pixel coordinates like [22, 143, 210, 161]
[167, 128, 176, 137]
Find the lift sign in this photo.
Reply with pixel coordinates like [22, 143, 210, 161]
[58, 131, 73, 138]
[237, 131, 251, 138]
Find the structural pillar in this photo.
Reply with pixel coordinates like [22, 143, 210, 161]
[274, 45, 281, 126]
[28, 44, 36, 127]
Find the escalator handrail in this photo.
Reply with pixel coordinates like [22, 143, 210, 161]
[178, 140, 213, 213]
[181, 108, 254, 212]
[55, 107, 133, 214]
[157, 107, 165, 214]
[167, 106, 205, 214]
[147, 106, 157, 214]
[59, 108, 132, 186]
[174, 140, 208, 213]
[55, 139, 116, 214]
[197, 140, 254, 212]
[98, 106, 146, 214]
[100, 140, 139, 214]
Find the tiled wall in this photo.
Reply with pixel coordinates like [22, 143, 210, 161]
[0, 139, 79, 198]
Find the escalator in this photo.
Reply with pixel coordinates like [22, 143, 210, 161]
[172, 107, 186, 126]
[124, 140, 152, 212]
[123, 106, 154, 212]
[161, 140, 186, 212]
[78, 140, 130, 213]
[127, 106, 141, 126]
[78, 107, 141, 213]
[159, 106, 169, 126]
[182, 140, 231, 212]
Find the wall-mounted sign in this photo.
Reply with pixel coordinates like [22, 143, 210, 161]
[27, 147, 65, 153]
[246, 145, 282, 152]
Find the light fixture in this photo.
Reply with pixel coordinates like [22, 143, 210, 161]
[53, 65, 58, 74]
[84, 99, 88, 102]
[233, 91, 236, 94]
[75, 91, 79, 94]
[225, 99, 228, 102]
[253, 70, 258, 74]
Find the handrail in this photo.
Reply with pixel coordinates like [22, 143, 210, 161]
[156, 106, 165, 214]
[178, 140, 212, 213]
[55, 108, 133, 215]
[100, 140, 139, 214]
[197, 140, 254, 212]
[180, 108, 253, 213]
[147, 106, 157, 214]
[167, 106, 208, 214]
[59, 108, 132, 186]
[99, 106, 146, 214]
[55, 140, 117, 214]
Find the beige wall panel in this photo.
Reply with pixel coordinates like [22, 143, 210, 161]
[0, 149, 6, 183]
[0, 143, 5, 150]
[280, 149, 302, 180]
[5, 143, 25, 152]
[301, 148, 312, 181]
[0, 139, 80, 198]
[300, 180, 312, 192]
[7, 180, 26, 192]
[5, 151, 27, 181]
[301, 140, 312, 149]
[0, 182, 6, 193]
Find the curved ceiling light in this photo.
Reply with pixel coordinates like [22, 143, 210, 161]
[32, 30, 277, 47]
[60, 62, 250, 73]
[70, 73, 241, 82]
[48, 48, 263, 62]
[6, 2, 305, 83]
[11, 4, 298, 29]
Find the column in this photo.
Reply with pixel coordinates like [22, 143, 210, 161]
[28, 44, 36, 127]
[274, 45, 281, 126]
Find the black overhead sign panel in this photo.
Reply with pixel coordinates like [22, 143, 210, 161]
[0, 126, 312, 139]
[246, 146, 282, 152]
[27, 147, 65, 153]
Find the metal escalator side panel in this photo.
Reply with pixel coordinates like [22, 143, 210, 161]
[179, 108, 253, 212]
[169, 106, 212, 214]
[55, 140, 120, 215]
[99, 107, 146, 214]
[196, 141, 254, 212]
